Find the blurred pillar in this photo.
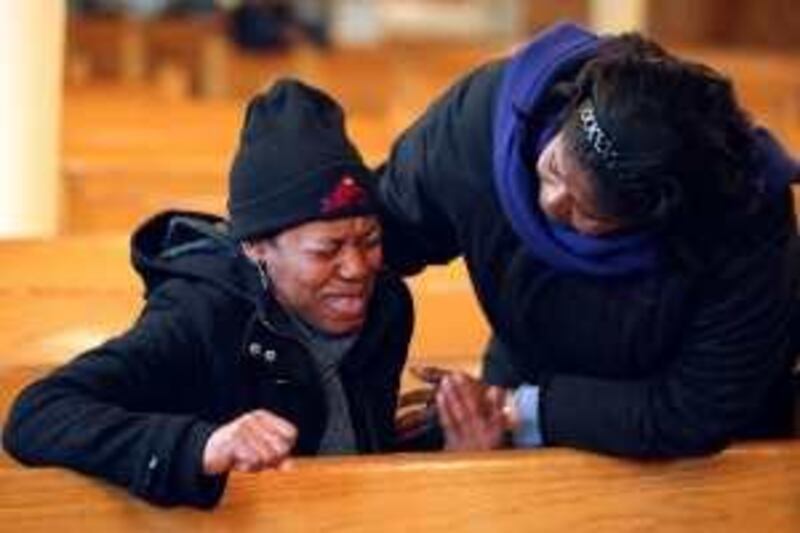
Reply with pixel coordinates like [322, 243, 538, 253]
[331, 0, 381, 46]
[589, 0, 649, 33]
[0, 2, 65, 238]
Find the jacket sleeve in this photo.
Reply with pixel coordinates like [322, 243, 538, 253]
[2, 281, 227, 508]
[375, 61, 504, 275]
[539, 234, 797, 457]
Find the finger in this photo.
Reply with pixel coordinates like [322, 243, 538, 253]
[397, 423, 436, 442]
[396, 408, 429, 433]
[447, 374, 482, 424]
[485, 410, 507, 449]
[249, 414, 298, 466]
[237, 420, 294, 473]
[478, 388, 507, 449]
[410, 365, 452, 385]
[232, 457, 263, 473]
[445, 375, 500, 448]
[439, 377, 465, 430]
[397, 387, 436, 408]
[436, 385, 458, 445]
[204, 451, 234, 476]
[396, 405, 437, 438]
[243, 418, 293, 465]
[230, 436, 267, 472]
[202, 425, 238, 475]
[232, 457, 261, 473]
[240, 424, 280, 469]
[252, 410, 298, 442]
[485, 386, 506, 418]
[441, 376, 475, 440]
[259, 431, 293, 468]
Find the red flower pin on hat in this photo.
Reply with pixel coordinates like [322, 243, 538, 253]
[321, 175, 367, 214]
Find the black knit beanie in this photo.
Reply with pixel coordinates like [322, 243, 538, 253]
[228, 78, 376, 241]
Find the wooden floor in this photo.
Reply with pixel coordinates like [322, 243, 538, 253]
[1, 29, 799, 529]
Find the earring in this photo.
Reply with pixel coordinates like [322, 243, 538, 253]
[255, 259, 271, 292]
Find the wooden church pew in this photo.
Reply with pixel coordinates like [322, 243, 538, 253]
[0, 439, 797, 532]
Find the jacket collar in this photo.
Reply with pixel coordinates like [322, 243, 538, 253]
[241, 257, 394, 375]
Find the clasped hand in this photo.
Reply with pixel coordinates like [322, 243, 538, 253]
[397, 366, 510, 451]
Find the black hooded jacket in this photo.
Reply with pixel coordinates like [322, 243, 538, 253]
[376, 32, 798, 457]
[2, 211, 413, 508]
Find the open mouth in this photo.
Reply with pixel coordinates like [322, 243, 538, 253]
[324, 294, 368, 318]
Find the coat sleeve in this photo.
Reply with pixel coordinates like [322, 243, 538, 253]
[2, 281, 227, 508]
[539, 232, 797, 457]
[374, 61, 504, 275]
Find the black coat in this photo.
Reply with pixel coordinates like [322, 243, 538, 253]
[2, 211, 413, 508]
[376, 53, 798, 457]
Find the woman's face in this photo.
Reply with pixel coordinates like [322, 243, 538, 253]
[536, 132, 624, 236]
[243, 216, 383, 335]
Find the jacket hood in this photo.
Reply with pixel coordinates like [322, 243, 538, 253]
[131, 210, 262, 305]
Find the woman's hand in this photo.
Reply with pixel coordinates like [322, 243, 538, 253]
[203, 410, 298, 475]
[436, 371, 508, 451]
[395, 366, 451, 444]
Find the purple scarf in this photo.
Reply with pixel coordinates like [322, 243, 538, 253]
[492, 23, 659, 277]
[493, 23, 800, 278]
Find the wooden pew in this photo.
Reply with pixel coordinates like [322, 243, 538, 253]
[0, 441, 797, 532]
[144, 14, 229, 98]
[61, 86, 238, 233]
[0, 236, 134, 290]
[0, 237, 140, 367]
[67, 15, 147, 82]
[67, 14, 230, 98]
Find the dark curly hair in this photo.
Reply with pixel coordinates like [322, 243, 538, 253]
[554, 34, 761, 264]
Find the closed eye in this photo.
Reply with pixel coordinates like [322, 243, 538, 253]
[307, 242, 342, 259]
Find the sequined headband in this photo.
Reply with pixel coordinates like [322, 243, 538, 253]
[577, 99, 618, 162]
